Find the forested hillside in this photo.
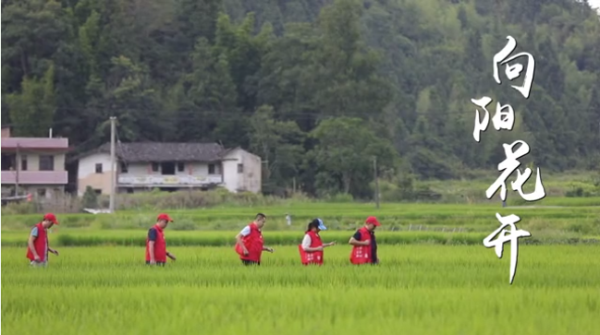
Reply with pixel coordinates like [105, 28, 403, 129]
[2, 0, 600, 197]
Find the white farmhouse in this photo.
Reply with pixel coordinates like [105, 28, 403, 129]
[75, 142, 262, 195]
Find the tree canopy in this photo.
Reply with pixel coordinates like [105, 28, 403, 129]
[2, 0, 599, 197]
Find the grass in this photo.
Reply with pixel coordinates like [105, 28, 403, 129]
[2, 230, 599, 247]
[2, 200, 599, 249]
[2, 245, 599, 334]
[2, 200, 599, 230]
[421, 173, 600, 202]
[2, 170, 599, 216]
[3, 180, 597, 333]
[2, 201, 599, 242]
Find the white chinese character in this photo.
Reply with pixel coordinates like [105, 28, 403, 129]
[471, 98, 516, 142]
[493, 36, 536, 99]
[491, 103, 515, 131]
[511, 166, 546, 201]
[483, 213, 530, 284]
[471, 97, 491, 143]
[486, 140, 545, 201]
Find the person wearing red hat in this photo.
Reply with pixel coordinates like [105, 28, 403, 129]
[146, 213, 176, 265]
[235, 213, 274, 266]
[27, 213, 60, 267]
[348, 216, 381, 265]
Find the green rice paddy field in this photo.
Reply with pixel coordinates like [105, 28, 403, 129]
[2, 246, 600, 335]
[2, 201, 600, 334]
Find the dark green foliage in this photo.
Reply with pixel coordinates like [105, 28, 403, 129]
[81, 186, 98, 208]
[2, 0, 599, 198]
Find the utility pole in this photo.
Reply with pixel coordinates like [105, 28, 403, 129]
[292, 177, 296, 194]
[261, 159, 268, 192]
[373, 156, 380, 209]
[109, 116, 116, 213]
[15, 144, 20, 196]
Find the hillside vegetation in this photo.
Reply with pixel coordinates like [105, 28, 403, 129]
[2, 0, 599, 198]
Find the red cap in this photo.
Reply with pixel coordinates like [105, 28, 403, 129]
[157, 213, 173, 222]
[43, 213, 59, 225]
[365, 216, 381, 226]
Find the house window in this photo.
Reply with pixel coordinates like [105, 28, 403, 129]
[120, 162, 128, 173]
[94, 189, 101, 195]
[209, 163, 221, 175]
[1, 154, 15, 170]
[177, 162, 185, 172]
[95, 163, 103, 173]
[39, 155, 54, 171]
[37, 188, 46, 197]
[21, 155, 28, 171]
[151, 162, 159, 172]
[161, 162, 175, 175]
[237, 163, 243, 173]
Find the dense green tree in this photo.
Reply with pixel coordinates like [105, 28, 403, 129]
[2, 0, 600, 197]
[7, 64, 56, 137]
[309, 117, 397, 197]
[249, 105, 306, 193]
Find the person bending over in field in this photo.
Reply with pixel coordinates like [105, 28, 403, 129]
[298, 218, 336, 266]
[235, 213, 274, 266]
[27, 213, 60, 267]
[348, 216, 380, 265]
[146, 213, 176, 266]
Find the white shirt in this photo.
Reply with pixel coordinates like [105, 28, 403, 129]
[301, 234, 312, 250]
[239, 226, 251, 236]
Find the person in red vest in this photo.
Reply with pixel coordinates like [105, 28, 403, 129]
[27, 213, 60, 267]
[298, 218, 336, 265]
[235, 213, 274, 265]
[349, 216, 381, 265]
[146, 213, 176, 266]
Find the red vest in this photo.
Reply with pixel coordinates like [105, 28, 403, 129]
[26, 223, 48, 261]
[298, 230, 324, 265]
[146, 224, 167, 262]
[235, 223, 264, 262]
[350, 227, 372, 264]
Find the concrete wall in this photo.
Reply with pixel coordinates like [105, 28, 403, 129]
[77, 154, 225, 195]
[0, 151, 68, 196]
[17, 151, 66, 172]
[222, 148, 262, 193]
[77, 153, 113, 196]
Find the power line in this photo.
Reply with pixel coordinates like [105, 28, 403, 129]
[109, 116, 116, 213]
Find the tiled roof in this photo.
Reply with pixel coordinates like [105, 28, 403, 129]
[85, 142, 228, 162]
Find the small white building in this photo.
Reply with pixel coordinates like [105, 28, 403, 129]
[74, 142, 262, 195]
